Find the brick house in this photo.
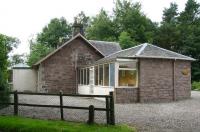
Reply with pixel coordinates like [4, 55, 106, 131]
[33, 31, 195, 103]
[34, 33, 121, 94]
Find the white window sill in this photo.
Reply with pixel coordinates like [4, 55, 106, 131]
[115, 86, 138, 89]
[95, 86, 114, 88]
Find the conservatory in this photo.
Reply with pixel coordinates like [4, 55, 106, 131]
[78, 43, 194, 103]
[78, 59, 138, 99]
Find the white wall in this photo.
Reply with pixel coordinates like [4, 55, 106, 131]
[93, 86, 114, 95]
[13, 69, 37, 92]
[78, 85, 114, 101]
[78, 85, 114, 95]
[78, 85, 91, 94]
[93, 86, 114, 101]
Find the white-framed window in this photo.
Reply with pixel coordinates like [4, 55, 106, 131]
[78, 68, 90, 85]
[84, 68, 86, 85]
[78, 69, 81, 84]
[86, 68, 89, 85]
[80, 69, 83, 85]
[98, 65, 103, 85]
[109, 63, 115, 86]
[94, 66, 98, 85]
[118, 61, 138, 87]
[94, 63, 112, 86]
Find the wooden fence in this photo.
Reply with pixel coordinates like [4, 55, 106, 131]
[0, 91, 115, 125]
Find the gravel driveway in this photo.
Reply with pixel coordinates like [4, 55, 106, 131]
[116, 91, 200, 132]
[1, 91, 200, 132]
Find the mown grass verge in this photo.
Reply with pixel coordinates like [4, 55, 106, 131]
[0, 116, 136, 132]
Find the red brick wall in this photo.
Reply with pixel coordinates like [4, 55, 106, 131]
[39, 37, 103, 93]
[139, 58, 191, 103]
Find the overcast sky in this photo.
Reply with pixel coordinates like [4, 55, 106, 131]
[0, 0, 189, 55]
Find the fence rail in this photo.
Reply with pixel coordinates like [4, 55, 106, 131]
[0, 90, 115, 125]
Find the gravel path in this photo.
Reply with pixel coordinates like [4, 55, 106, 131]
[1, 91, 200, 132]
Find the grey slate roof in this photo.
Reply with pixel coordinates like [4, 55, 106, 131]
[89, 40, 121, 56]
[95, 43, 195, 64]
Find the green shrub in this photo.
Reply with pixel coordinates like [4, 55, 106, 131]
[0, 71, 10, 109]
[0, 89, 10, 109]
[0, 34, 17, 109]
[192, 81, 200, 91]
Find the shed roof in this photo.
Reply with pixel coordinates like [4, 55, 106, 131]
[12, 63, 30, 69]
[95, 43, 195, 64]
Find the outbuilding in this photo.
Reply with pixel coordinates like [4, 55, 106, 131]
[12, 63, 37, 92]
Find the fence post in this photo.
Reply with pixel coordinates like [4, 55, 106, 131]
[59, 91, 64, 120]
[87, 105, 94, 124]
[14, 90, 18, 116]
[109, 92, 115, 125]
[106, 97, 110, 124]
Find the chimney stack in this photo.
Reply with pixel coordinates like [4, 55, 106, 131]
[72, 17, 84, 36]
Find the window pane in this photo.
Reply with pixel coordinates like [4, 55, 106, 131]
[118, 70, 137, 87]
[81, 69, 83, 84]
[84, 69, 87, 85]
[95, 66, 98, 85]
[99, 65, 103, 85]
[119, 62, 136, 69]
[104, 64, 109, 86]
[109, 63, 115, 86]
[87, 68, 90, 85]
[78, 69, 80, 84]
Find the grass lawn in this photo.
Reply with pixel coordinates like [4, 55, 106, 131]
[0, 116, 136, 132]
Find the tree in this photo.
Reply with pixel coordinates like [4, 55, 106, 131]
[0, 35, 9, 88]
[119, 31, 137, 49]
[37, 17, 72, 48]
[86, 9, 117, 41]
[154, 0, 200, 81]
[178, 0, 200, 24]
[162, 3, 179, 23]
[114, 0, 157, 44]
[86, 0, 157, 48]
[0, 34, 19, 53]
[27, 42, 53, 66]
[28, 17, 72, 66]
[0, 34, 19, 105]
[9, 54, 25, 66]
[75, 11, 90, 34]
[0, 34, 19, 82]
[178, 0, 200, 81]
[154, 3, 180, 51]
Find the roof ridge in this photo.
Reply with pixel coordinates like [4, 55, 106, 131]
[135, 43, 148, 56]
